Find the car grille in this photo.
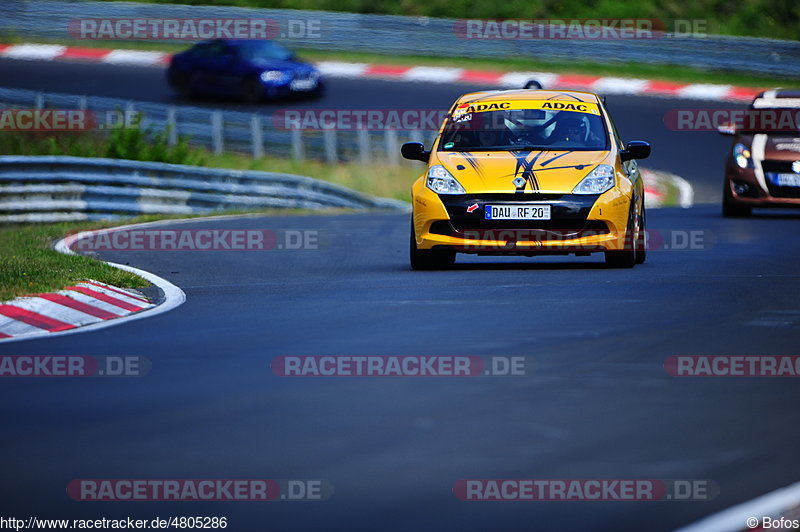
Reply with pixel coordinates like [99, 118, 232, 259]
[761, 160, 800, 198]
[430, 220, 609, 238]
[767, 185, 800, 199]
[761, 160, 799, 173]
[436, 193, 601, 234]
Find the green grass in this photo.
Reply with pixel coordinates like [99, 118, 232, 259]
[1, 33, 797, 89]
[0, 221, 148, 301]
[0, 127, 420, 201]
[208, 152, 421, 201]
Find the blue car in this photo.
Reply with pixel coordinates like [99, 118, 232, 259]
[167, 39, 324, 102]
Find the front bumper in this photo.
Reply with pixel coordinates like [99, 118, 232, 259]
[725, 159, 800, 207]
[412, 183, 632, 254]
[260, 75, 323, 97]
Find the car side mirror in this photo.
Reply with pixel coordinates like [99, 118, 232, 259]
[401, 142, 430, 162]
[620, 141, 651, 161]
[717, 123, 736, 136]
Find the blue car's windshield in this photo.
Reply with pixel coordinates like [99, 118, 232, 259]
[237, 41, 293, 61]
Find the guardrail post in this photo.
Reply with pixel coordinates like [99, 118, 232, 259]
[291, 129, 305, 161]
[34, 92, 44, 109]
[166, 106, 178, 146]
[211, 112, 224, 155]
[385, 129, 399, 167]
[358, 128, 371, 165]
[124, 101, 137, 129]
[323, 128, 337, 163]
[250, 114, 264, 158]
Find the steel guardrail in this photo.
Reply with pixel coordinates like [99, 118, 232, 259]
[0, 87, 436, 164]
[0, 155, 409, 223]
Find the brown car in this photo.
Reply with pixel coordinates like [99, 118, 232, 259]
[720, 89, 800, 217]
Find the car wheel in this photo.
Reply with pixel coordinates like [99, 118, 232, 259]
[242, 78, 263, 104]
[605, 204, 637, 268]
[170, 72, 194, 99]
[635, 202, 647, 265]
[409, 221, 455, 270]
[722, 185, 752, 217]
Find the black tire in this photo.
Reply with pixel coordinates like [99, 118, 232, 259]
[722, 185, 752, 217]
[605, 203, 637, 269]
[241, 78, 263, 104]
[409, 222, 455, 270]
[169, 71, 194, 99]
[635, 202, 647, 265]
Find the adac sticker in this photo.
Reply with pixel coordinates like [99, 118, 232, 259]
[453, 99, 600, 116]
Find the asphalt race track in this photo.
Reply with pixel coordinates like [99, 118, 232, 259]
[0, 58, 739, 202]
[2, 206, 800, 530]
[1, 58, 798, 531]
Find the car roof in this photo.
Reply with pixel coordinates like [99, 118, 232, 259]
[455, 89, 602, 105]
[752, 89, 800, 109]
[198, 39, 277, 47]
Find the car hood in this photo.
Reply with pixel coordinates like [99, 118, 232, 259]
[763, 134, 800, 160]
[434, 150, 613, 194]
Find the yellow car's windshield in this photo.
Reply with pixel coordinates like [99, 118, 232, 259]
[440, 108, 609, 152]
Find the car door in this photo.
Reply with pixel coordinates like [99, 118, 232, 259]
[192, 41, 239, 95]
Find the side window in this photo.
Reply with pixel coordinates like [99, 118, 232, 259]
[190, 43, 211, 57]
[194, 42, 231, 59]
[206, 42, 230, 58]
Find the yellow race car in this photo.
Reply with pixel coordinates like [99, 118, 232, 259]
[403, 89, 651, 270]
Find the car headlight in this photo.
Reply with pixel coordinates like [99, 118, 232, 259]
[733, 143, 752, 168]
[260, 70, 284, 82]
[426, 165, 466, 195]
[573, 164, 615, 195]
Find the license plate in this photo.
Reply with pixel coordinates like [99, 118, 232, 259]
[770, 173, 800, 187]
[485, 204, 551, 220]
[290, 79, 316, 91]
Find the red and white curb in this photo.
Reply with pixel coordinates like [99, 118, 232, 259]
[642, 168, 694, 209]
[0, 42, 767, 102]
[0, 225, 185, 343]
[674, 480, 800, 532]
[0, 280, 153, 340]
